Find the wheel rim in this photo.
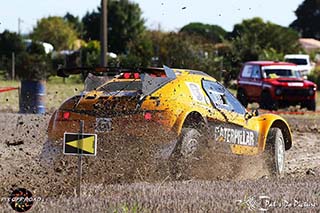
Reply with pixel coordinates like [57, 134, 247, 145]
[276, 137, 285, 174]
[181, 138, 198, 157]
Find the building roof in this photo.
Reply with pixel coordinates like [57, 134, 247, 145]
[299, 38, 320, 52]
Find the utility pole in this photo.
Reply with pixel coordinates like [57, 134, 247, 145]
[101, 0, 108, 67]
[18, 18, 23, 35]
[11, 52, 15, 80]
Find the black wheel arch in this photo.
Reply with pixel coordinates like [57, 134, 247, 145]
[182, 111, 207, 129]
[269, 120, 292, 150]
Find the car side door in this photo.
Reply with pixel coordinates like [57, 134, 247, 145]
[202, 80, 260, 154]
[250, 65, 263, 98]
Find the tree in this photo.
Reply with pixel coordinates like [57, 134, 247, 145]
[0, 30, 25, 58]
[81, 40, 101, 67]
[82, 0, 145, 54]
[225, 17, 302, 81]
[290, 0, 320, 39]
[0, 30, 26, 79]
[230, 18, 301, 61]
[122, 32, 153, 67]
[30, 16, 78, 51]
[16, 42, 52, 80]
[146, 31, 223, 79]
[64, 12, 83, 36]
[180, 22, 227, 43]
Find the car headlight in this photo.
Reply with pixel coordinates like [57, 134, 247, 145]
[309, 87, 316, 96]
[275, 88, 282, 96]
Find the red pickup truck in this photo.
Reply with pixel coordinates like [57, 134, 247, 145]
[236, 61, 317, 111]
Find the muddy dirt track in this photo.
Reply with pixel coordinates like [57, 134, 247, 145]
[0, 113, 319, 212]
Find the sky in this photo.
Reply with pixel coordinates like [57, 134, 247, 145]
[0, 0, 304, 34]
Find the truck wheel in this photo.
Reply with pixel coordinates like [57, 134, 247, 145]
[306, 100, 316, 111]
[265, 128, 285, 177]
[170, 127, 202, 179]
[237, 89, 248, 108]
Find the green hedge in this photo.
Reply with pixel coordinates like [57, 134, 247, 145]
[307, 67, 320, 90]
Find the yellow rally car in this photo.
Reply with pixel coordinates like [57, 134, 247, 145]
[47, 66, 292, 176]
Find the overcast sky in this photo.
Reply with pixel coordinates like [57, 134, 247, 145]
[0, 0, 304, 34]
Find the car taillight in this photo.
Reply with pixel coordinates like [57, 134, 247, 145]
[144, 112, 152, 121]
[133, 73, 140, 79]
[57, 111, 71, 121]
[123, 73, 131, 79]
[63, 112, 70, 120]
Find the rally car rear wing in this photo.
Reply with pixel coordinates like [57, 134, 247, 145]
[57, 66, 175, 78]
[57, 65, 177, 96]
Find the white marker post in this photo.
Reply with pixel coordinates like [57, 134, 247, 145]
[77, 120, 84, 198]
[63, 122, 97, 198]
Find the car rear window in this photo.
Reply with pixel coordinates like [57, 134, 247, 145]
[285, 58, 308, 65]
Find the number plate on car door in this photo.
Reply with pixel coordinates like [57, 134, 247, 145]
[95, 118, 112, 132]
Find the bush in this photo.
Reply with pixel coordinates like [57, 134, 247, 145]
[307, 66, 320, 90]
[15, 42, 53, 80]
[80, 40, 100, 67]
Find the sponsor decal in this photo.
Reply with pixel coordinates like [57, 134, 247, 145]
[95, 118, 112, 132]
[214, 125, 257, 146]
[186, 82, 206, 103]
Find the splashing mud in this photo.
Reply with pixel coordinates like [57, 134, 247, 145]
[0, 113, 319, 211]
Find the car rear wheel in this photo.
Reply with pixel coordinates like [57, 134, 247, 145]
[236, 89, 248, 108]
[260, 91, 278, 110]
[170, 127, 203, 179]
[265, 127, 285, 177]
[179, 128, 201, 157]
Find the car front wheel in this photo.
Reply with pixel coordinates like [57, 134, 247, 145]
[265, 127, 285, 177]
[305, 99, 316, 111]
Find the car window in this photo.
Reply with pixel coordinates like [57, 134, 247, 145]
[251, 65, 261, 79]
[263, 69, 300, 78]
[241, 65, 253, 78]
[285, 58, 308, 65]
[202, 80, 246, 115]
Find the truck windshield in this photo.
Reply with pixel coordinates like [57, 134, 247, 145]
[264, 69, 301, 78]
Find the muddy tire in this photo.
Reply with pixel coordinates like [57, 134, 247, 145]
[304, 99, 316, 111]
[260, 91, 278, 110]
[236, 89, 248, 108]
[179, 128, 202, 157]
[265, 128, 285, 177]
[170, 128, 202, 179]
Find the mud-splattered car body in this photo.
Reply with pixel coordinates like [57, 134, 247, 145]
[47, 66, 292, 175]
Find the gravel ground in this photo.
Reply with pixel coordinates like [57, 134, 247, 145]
[0, 113, 319, 212]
